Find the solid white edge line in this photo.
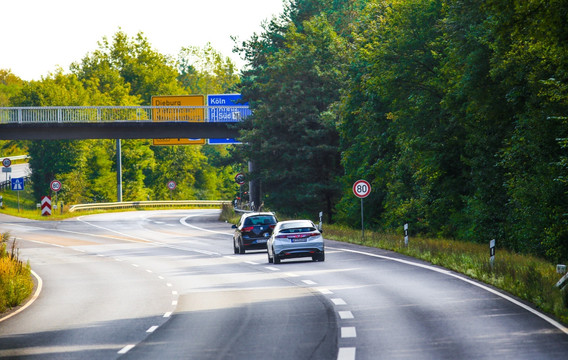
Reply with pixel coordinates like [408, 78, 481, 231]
[179, 215, 233, 236]
[0, 270, 43, 323]
[329, 246, 568, 336]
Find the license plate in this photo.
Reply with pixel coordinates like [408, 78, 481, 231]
[291, 238, 307, 243]
[256, 239, 267, 244]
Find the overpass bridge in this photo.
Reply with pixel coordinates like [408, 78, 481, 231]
[0, 106, 246, 140]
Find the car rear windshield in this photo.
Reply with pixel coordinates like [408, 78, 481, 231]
[279, 221, 316, 233]
[244, 216, 277, 226]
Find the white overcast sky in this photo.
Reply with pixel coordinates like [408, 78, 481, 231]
[0, 0, 286, 81]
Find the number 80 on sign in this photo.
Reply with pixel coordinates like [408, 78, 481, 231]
[353, 179, 371, 198]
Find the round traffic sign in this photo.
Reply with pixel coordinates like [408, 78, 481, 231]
[235, 173, 245, 185]
[50, 180, 62, 192]
[167, 181, 177, 190]
[2, 158, 11, 168]
[353, 179, 371, 198]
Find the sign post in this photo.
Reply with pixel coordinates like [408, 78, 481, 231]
[490, 239, 496, 270]
[2, 158, 11, 185]
[50, 180, 62, 214]
[353, 180, 371, 240]
[167, 180, 177, 200]
[234, 173, 245, 209]
[404, 223, 409, 246]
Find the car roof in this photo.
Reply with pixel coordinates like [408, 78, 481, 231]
[241, 212, 275, 218]
[277, 220, 315, 228]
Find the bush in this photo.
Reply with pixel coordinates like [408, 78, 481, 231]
[0, 232, 34, 312]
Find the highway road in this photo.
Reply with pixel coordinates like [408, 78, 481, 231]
[0, 209, 567, 359]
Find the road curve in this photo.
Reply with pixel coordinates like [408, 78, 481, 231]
[0, 210, 566, 359]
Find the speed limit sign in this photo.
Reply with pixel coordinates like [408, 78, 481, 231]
[353, 179, 371, 198]
[2, 158, 11, 168]
[167, 181, 177, 190]
[50, 180, 62, 192]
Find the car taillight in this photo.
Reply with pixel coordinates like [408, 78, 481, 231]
[269, 225, 275, 229]
[242, 226, 254, 232]
[276, 235, 288, 239]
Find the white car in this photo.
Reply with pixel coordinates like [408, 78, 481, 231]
[267, 220, 325, 264]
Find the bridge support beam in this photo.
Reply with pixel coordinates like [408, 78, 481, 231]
[0, 122, 240, 140]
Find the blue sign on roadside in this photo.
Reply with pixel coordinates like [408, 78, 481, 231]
[207, 94, 250, 145]
[11, 177, 24, 191]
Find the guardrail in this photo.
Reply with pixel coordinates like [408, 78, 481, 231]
[69, 200, 231, 213]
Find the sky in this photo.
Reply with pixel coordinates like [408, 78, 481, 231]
[0, 0, 286, 81]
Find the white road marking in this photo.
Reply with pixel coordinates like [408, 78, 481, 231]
[330, 246, 568, 335]
[265, 266, 280, 271]
[147, 326, 159, 333]
[245, 261, 258, 265]
[0, 270, 42, 324]
[332, 298, 347, 306]
[337, 347, 356, 360]
[317, 288, 333, 295]
[131, 264, 139, 268]
[338, 311, 354, 319]
[166, 283, 173, 287]
[285, 273, 299, 277]
[179, 215, 233, 235]
[302, 280, 317, 285]
[172, 291, 178, 295]
[341, 327, 357, 338]
[172, 300, 178, 306]
[118, 345, 135, 354]
[163, 312, 172, 318]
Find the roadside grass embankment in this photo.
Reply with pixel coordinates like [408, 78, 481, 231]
[221, 205, 568, 324]
[0, 232, 34, 313]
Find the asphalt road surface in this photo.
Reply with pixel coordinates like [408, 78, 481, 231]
[0, 209, 567, 359]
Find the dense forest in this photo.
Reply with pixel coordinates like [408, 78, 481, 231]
[1, 0, 567, 262]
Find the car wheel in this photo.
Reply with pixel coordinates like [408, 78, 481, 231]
[268, 251, 273, 264]
[273, 251, 281, 264]
[238, 239, 245, 254]
[319, 252, 325, 261]
[233, 239, 239, 254]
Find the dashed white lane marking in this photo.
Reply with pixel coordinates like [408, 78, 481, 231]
[265, 266, 279, 271]
[118, 345, 135, 354]
[318, 288, 333, 295]
[341, 327, 357, 338]
[146, 269, 153, 273]
[172, 300, 178, 306]
[172, 291, 178, 295]
[302, 280, 317, 285]
[166, 283, 173, 287]
[245, 261, 258, 265]
[147, 326, 159, 333]
[337, 347, 356, 360]
[164, 312, 172, 318]
[131, 264, 139, 268]
[179, 215, 233, 235]
[332, 298, 347, 305]
[338, 311, 354, 319]
[285, 273, 299, 277]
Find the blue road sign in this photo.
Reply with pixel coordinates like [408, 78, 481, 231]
[207, 94, 250, 145]
[11, 177, 24, 191]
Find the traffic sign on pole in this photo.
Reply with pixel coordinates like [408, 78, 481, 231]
[50, 180, 62, 192]
[11, 178, 24, 191]
[353, 179, 371, 198]
[167, 181, 177, 190]
[41, 196, 52, 216]
[2, 158, 11, 168]
[235, 173, 245, 185]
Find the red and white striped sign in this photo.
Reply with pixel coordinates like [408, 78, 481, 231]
[41, 196, 52, 216]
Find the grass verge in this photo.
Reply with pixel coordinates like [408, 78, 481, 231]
[0, 232, 34, 313]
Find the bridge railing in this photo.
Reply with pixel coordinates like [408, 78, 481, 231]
[0, 106, 250, 124]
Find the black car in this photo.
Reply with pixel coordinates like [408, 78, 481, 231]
[232, 212, 278, 254]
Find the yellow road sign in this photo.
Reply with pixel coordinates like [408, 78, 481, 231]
[152, 95, 206, 145]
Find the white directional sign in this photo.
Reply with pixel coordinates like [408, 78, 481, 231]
[11, 177, 24, 191]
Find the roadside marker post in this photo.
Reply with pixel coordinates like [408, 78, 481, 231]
[404, 223, 409, 247]
[490, 239, 496, 270]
